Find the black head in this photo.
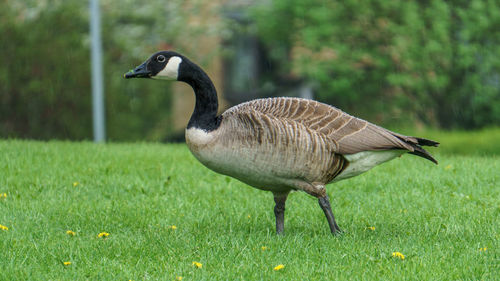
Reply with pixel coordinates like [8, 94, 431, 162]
[124, 51, 185, 80]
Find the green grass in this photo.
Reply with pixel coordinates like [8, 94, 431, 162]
[0, 134, 498, 280]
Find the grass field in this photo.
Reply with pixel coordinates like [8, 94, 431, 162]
[0, 130, 498, 280]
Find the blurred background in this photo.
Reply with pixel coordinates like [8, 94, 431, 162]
[1, 0, 499, 142]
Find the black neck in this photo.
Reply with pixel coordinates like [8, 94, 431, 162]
[178, 59, 221, 131]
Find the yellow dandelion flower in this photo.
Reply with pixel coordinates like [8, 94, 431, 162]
[97, 232, 110, 238]
[192, 261, 202, 268]
[444, 164, 452, 170]
[176, 276, 183, 281]
[63, 261, 71, 266]
[261, 246, 268, 251]
[273, 264, 285, 271]
[367, 226, 376, 231]
[247, 214, 251, 219]
[170, 225, 177, 230]
[0, 224, 8, 231]
[0, 193, 6, 199]
[66, 230, 76, 236]
[479, 247, 488, 252]
[73, 182, 79, 187]
[392, 252, 405, 260]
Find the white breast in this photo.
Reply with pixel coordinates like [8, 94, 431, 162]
[334, 150, 405, 181]
[185, 127, 221, 174]
[185, 127, 214, 145]
[184, 126, 295, 192]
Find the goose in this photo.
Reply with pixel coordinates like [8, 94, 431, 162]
[125, 51, 439, 234]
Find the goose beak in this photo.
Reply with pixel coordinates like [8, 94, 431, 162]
[124, 61, 151, 79]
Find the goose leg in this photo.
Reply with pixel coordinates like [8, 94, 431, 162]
[273, 193, 288, 235]
[318, 195, 342, 234]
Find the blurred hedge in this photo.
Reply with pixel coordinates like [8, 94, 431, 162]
[253, 0, 500, 129]
[1, 1, 499, 142]
[0, 0, 196, 141]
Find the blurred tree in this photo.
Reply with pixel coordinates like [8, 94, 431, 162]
[252, 0, 500, 129]
[0, 1, 92, 139]
[1, 0, 498, 141]
[0, 0, 207, 141]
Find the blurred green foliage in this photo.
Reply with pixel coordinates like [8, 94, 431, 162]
[0, 0, 197, 141]
[1, 0, 499, 141]
[0, 1, 92, 139]
[253, 0, 500, 129]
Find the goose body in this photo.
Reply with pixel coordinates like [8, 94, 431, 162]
[186, 98, 407, 194]
[125, 51, 439, 234]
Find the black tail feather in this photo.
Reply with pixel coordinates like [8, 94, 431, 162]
[393, 134, 439, 164]
[409, 146, 438, 164]
[412, 136, 439, 164]
[414, 137, 439, 147]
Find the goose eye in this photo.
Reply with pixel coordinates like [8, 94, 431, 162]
[157, 55, 166, 63]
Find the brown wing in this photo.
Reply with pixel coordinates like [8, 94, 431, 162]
[220, 104, 348, 184]
[226, 97, 417, 155]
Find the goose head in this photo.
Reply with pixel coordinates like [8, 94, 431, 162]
[124, 50, 220, 131]
[124, 51, 185, 81]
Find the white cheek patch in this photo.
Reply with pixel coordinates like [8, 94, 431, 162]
[154, 56, 182, 80]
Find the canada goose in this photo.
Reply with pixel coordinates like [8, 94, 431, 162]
[125, 51, 439, 234]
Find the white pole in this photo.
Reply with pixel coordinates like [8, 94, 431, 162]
[90, 0, 106, 142]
